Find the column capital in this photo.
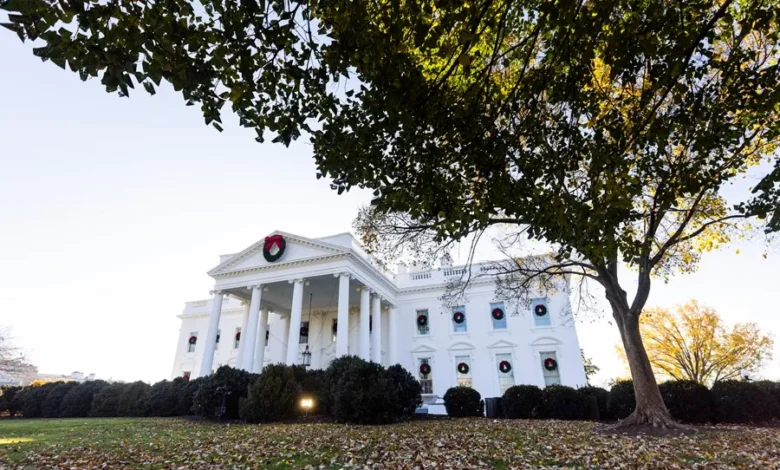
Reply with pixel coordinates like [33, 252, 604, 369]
[371, 292, 382, 300]
[334, 272, 351, 279]
[248, 284, 263, 290]
[209, 289, 224, 296]
[288, 278, 305, 284]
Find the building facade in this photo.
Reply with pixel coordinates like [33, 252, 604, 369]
[171, 231, 587, 412]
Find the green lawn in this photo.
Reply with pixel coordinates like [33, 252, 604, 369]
[0, 417, 778, 469]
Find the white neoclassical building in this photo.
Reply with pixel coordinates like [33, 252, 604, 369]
[171, 231, 587, 412]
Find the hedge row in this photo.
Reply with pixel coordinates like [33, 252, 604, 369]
[0, 358, 422, 425]
[491, 379, 780, 424]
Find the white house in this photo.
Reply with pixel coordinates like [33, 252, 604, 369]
[171, 231, 587, 413]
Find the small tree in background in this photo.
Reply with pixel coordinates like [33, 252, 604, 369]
[581, 350, 600, 385]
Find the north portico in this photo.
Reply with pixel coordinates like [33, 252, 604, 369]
[173, 230, 587, 411]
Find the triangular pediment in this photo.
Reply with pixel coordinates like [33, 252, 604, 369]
[448, 341, 476, 351]
[532, 336, 561, 346]
[487, 339, 518, 349]
[411, 344, 437, 354]
[208, 231, 348, 276]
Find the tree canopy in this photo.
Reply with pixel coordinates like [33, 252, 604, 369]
[3, 0, 779, 427]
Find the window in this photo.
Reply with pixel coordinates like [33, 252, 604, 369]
[540, 351, 561, 386]
[187, 332, 198, 353]
[215, 329, 221, 350]
[455, 355, 472, 387]
[496, 353, 515, 394]
[490, 302, 507, 330]
[300, 321, 309, 344]
[182, 371, 191, 381]
[418, 358, 433, 394]
[532, 298, 551, 327]
[265, 327, 270, 349]
[331, 319, 338, 342]
[452, 306, 467, 333]
[416, 309, 430, 335]
[234, 328, 241, 349]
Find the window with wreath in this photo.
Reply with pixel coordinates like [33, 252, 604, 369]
[540, 351, 561, 386]
[234, 328, 241, 349]
[490, 302, 507, 330]
[187, 332, 198, 353]
[265, 327, 270, 348]
[496, 353, 515, 394]
[214, 329, 221, 350]
[418, 358, 433, 394]
[451, 306, 467, 333]
[532, 298, 551, 327]
[416, 309, 430, 335]
[455, 355, 472, 387]
[299, 321, 309, 344]
[182, 371, 191, 381]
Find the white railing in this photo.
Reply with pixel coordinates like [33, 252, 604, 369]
[443, 268, 467, 277]
[410, 272, 432, 280]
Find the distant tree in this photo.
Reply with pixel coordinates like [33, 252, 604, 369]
[0, 328, 37, 384]
[581, 349, 600, 384]
[3, 0, 779, 428]
[620, 300, 773, 385]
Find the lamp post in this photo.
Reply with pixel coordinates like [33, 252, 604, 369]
[740, 369, 752, 382]
[301, 345, 311, 368]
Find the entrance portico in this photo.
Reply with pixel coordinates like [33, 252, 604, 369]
[196, 231, 397, 377]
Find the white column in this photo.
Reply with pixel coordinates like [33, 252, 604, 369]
[253, 307, 269, 373]
[241, 285, 262, 371]
[388, 305, 398, 365]
[372, 294, 382, 364]
[359, 287, 371, 360]
[336, 273, 351, 357]
[235, 301, 250, 368]
[286, 279, 305, 365]
[198, 290, 224, 377]
[279, 314, 290, 363]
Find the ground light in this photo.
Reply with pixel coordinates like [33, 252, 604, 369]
[300, 397, 314, 418]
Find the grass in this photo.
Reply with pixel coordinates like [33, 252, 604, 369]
[1, 417, 779, 468]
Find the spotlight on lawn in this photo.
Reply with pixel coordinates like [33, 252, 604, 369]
[300, 397, 314, 418]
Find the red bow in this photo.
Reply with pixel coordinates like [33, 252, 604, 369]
[264, 234, 284, 251]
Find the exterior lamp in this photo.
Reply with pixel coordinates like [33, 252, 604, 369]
[740, 369, 751, 382]
[301, 345, 311, 368]
[300, 396, 314, 417]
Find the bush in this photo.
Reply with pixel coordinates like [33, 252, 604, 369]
[755, 381, 780, 410]
[384, 364, 423, 417]
[541, 385, 588, 420]
[658, 380, 713, 424]
[60, 381, 109, 418]
[240, 364, 301, 422]
[117, 381, 151, 417]
[91, 383, 124, 417]
[193, 366, 257, 419]
[712, 380, 780, 424]
[146, 380, 180, 417]
[176, 377, 204, 416]
[576, 386, 610, 421]
[41, 382, 78, 418]
[298, 369, 326, 415]
[18, 383, 56, 418]
[325, 356, 419, 424]
[443, 386, 484, 417]
[608, 380, 635, 420]
[0, 386, 23, 416]
[502, 385, 543, 419]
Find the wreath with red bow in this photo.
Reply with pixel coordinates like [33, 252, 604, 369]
[499, 360, 512, 373]
[300, 325, 309, 337]
[235, 332, 241, 341]
[188, 336, 197, 345]
[417, 314, 428, 327]
[419, 363, 432, 375]
[452, 311, 466, 324]
[262, 234, 286, 262]
[457, 362, 470, 374]
[491, 308, 504, 320]
[332, 321, 338, 335]
[534, 304, 548, 317]
[544, 358, 558, 371]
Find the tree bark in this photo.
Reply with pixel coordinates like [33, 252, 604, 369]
[613, 307, 679, 428]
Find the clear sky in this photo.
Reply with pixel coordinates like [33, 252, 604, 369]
[1, 35, 778, 386]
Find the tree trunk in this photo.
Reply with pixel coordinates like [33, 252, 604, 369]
[613, 308, 679, 428]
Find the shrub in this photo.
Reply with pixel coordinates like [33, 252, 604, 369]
[146, 380, 180, 417]
[541, 385, 588, 420]
[755, 381, 780, 410]
[711, 380, 780, 424]
[502, 385, 543, 419]
[240, 364, 301, 422]
[298, 369, 327, 415]
[18, 383, 56, 418]
[0, 386, 23, 416]
[384, 364, 423, 417]
[193, 366, 257, 419]
[117, 381, 151, 417]
[608, 380, 635, 420]
[176, 377, 204, 416]
[658, 380, 713, 424]
[90, 383, 124, 417]
[60, 380, 109, 417]
[443, 386, 484, 417]
[41, 382, 78, 418]
[325, 356, 417, 424]
[576, 386, 610, 421]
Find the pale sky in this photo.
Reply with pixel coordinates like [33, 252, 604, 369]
[1, 35, 778, 386]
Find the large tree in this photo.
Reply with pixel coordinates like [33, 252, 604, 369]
[0, 328, 37, 385]
[621, 300, 774, 385]
[2, 0, 779, 427]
